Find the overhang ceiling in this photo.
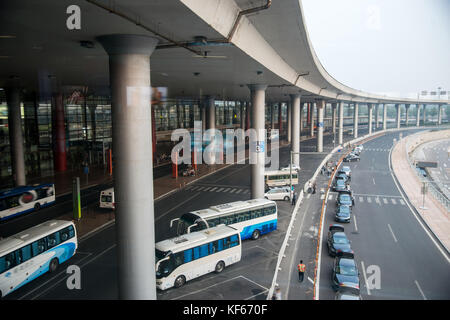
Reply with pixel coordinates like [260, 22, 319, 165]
[0, 0, 447, 105]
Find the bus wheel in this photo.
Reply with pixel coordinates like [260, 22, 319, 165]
[251, 229, 260, 240]
[215, 261, 225, 273]
[34, 203, 40, 211]
[49, 258, 59, 273]
[174, 275, 186, 288]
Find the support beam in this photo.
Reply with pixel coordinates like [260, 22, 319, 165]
[248, 84, 267, 199]
[290, 94, 300, 167]
[287, 100, 291, 143]
[98, 34, 158, 300]
[338, 101, 344, 144]
[383, 104, 387, 130]
[368, 103, 373, 135]
[405, 104, 410, 126]
[332, 103, 337, 135]
[316, 100, 325, 152]
[396, 104, 401, 129]
[375, 104, 380, 128]
[353, 103, 358, 139]
[6, 86, 26, 186]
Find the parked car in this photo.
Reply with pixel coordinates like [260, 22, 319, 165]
[336, 190, 355, 207]
[335, 283, 361, 300]
[264, 186, 292, 201]
[344, 153, 360, 162]
[332, 251, 360, 291]
[327, 225, 353, 257]
[335, 173, 349, 185]
[335, 205, 351, 223]
[338, 166, 352, 179]
[333, 179, 350, 192]
[281, 164, 301, 172]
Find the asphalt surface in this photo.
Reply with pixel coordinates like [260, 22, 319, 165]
[5, 123, 449, 300]
[318, 130, 450, 300]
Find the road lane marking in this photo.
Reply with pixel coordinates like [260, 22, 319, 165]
[359, 197, 363, 202]
[235, 189, 242, 194]
[372, 177, 376, 185]
[367, 197, 372, 203]
[156, 192, 201, 222]
[383, 198, 388, 204]
[414, 280, 427, 300]
[229, 188, 237, 193]
[391, 198, 397, 205]
[399, 199, 405, 205]
[203, 187, 211, 191]
[209, 187, 218, 192]
[353, 215, 358, 232]
[360, 261, 371, 296]
[387, 224, 398, 243]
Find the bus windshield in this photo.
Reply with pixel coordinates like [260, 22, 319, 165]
[177, 213, 207, 235]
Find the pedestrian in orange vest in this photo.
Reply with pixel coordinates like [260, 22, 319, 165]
[297, 260, 306, 282]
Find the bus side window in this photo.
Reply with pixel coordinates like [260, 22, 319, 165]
[217, 239, 223, 251]
[184, 249, 193, 263]
[229, 235, 239, 247]
[250, 210, 256, 219]
[47, 232, 60, 249]
[173, 252, 184, 268]
[60, 229, 69, 242]
[32, 238, 46, 256]
[271, 205, 277, 214]
[207, 219, 215, 227]
[68, 225, 75, 238]
[209, 242, 216, 254]
[193, 246, 200, 260]
[20, 245, 32, 263]
[223, 237, 231, 249]
[199, 244, 208, 258]
[0, 256, 7, 273]
[2, 252, 16, 271]
[243, 212, 250, 221]
[227, 216, 234, 225]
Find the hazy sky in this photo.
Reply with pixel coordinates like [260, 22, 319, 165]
[302, 0, 450, 99]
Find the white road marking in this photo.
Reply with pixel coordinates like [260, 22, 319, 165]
[320, 194, 325, 200]
[383, 198, 388, 204]
[230, 188, 237, 193]
[391, 198, 397, 205]
[216, 187, 225, 192]
[209, 187, 217, 192]
[367, 197, 372, 203]
[387, 224, 398, 243]
[414, 280, 427, 300]
[373, 177, 376, 185]
[359, 197, 363, 202]
[360, 261, 371, 296]
[353, 215, 358, 232]
[203, 187, 211, 191]
[328, 194, 333, 200]
[306, 193, 311, 199]
[308, 277, 314, 284]
[399, 199, 405, 205]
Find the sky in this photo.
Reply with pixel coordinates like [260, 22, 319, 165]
[301, 0, 450, 99]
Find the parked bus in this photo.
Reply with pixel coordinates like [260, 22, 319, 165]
[156, 225, 241, 290]
[264, 170, 298, 187]
[0, 184, 56, 221]
[171, 198, 277, 240]
[99, 188, 115, 209]
[0, 220, 77, 298]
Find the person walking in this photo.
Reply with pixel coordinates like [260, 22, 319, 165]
[312, 182, 316, 194]
[292, 192, 297, 206]
[272, 287, 282, 300]
[297, 260, 306, 282]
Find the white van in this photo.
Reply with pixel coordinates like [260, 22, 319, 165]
[264, 186, 292, 201]
[99, 188, 115, 209]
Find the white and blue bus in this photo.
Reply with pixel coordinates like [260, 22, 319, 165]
[171, 199, 277, 240]
[0, 183, 56, 221]
[0, 220, 77, 298]
[156, 225, 241, 290]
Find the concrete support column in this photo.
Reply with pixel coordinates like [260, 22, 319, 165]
[332, 103, 337, 135]
[98, 34, 158, 300]
[201, 103, 206, 132]
[423, 105, 427, 125]
[52, 92, 67, 172]
[375, 104, 380, 128]
[383, 104, 387, 130]
[438, 105, 443, 125]
[416, 104, 421, 127]
[338, 101, 344, 144]
[278, 103, 283, 134]
[290, 94, 300, 167]
[300, 102, 305, 136]
[248, 85, 267, 199]
[405, 104, 410, 126]
[368, 104, 373, 135]
[205, 96, 215, 130]
[317, 100, 325, 152]
[6, 86, 26, 186]
[240, 101, 245, 129]
[271, 103, 275, 129]
[396, 104, 401, 129]
[287, 101, 291, 143]
[310, 103, 315, 137]
[352, 103, 358, 139]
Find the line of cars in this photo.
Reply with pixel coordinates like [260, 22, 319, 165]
[327, 146, 363, 300]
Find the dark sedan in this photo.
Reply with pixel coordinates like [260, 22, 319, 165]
[344, 153, 360, 162]
[333, 179, 349, 192]
[332, 252, 360, 291]
[335, 205, 351, 223]
[327, 225, 352, 257]
[336, 191, 355, 207]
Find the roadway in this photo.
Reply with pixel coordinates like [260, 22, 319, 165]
[318, 130, 450, 300]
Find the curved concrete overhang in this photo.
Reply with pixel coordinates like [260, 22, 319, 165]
[181, 0, 448, 105]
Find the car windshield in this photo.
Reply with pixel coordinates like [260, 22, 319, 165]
[334, 234, 349, 244]
[337, 180, 345, 186]
[339, 206, 350, 213]
[340, 195, 351, 202]
[338, 263, 358, 276]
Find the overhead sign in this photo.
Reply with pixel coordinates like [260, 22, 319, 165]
[416, 161, 437, 168]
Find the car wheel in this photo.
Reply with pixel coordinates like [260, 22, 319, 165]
[264, 196, 268, 199]
[49, 258, 59, 273]
[174, 275, 186, 288]
[284, 196, 290, 201]
[251, 229, 260, 240]
[34, 203, 41, 211]
[215, 261, 225, 273]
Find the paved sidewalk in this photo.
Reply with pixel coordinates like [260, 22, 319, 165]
[391, 136, 450, 252]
